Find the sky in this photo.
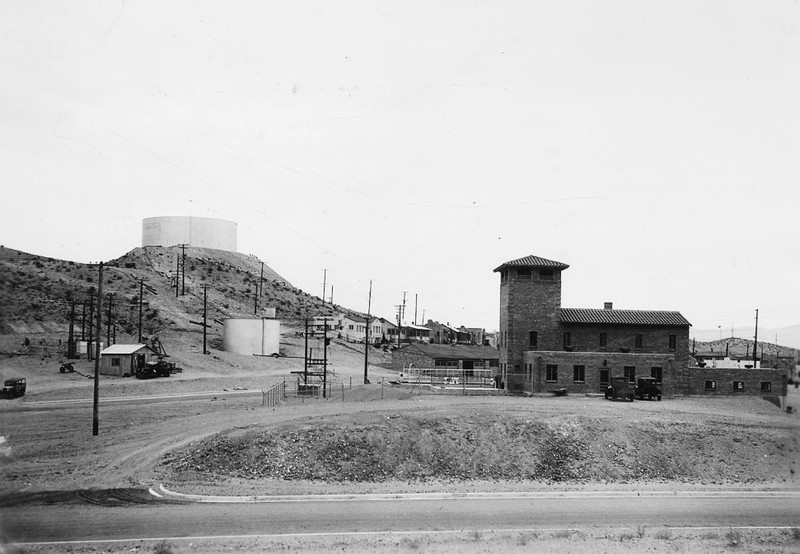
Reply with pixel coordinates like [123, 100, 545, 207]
[1, 1, 798, 343]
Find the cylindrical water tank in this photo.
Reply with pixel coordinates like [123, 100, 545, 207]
[223, 318, 280, 356]
[142, 216, 237, 252]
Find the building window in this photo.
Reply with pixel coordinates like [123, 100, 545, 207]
[733, 381, 744, 392]
[546, 364, 558, 382]
[705, 380, 716, 391]
[650, 367, 663, 384]
[599, 369, 609, 386]
[599, 332, 607, 349]
[761, 382, 772, 392]
[562, 332, 572, 350]
[573, 365, 585, 383]
[500, 270, 508, 283]
[529, 331, 538, 349]
[539, 268, 554, 280]
[624, 366, 636, 383]
[668, 334, 677, 350]
[634, 334, 643, 350]
[111, 357, 120, 367]
[348, 324, 354, 330]
[517, 268, 531, 279]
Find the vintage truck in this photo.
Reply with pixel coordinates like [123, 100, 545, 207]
[605, 376, 635, 402]
[2, 378, 27, 399]
[635, 377, 662, 401]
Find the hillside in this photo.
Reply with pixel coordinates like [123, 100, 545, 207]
[691, 337, 799, 370]
[0, 245, 364, 349]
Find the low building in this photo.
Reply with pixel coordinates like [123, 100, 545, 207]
[99, 344, 159, 377]
[392, 343, 500, 374]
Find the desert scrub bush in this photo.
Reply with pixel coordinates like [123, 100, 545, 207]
[654, 529, 672, 540]
[726, 528, 742, 547]
[152, 540, 174, 554]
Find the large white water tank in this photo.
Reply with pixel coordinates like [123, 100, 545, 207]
[223, 318, 280, 356]
[142, 216, 237, 252]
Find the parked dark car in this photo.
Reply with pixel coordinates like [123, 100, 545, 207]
[635, 377, 662, 401]
[135, 359, 174, 379]
[605, 377, 634, 401]
[2, 378, 27, 398]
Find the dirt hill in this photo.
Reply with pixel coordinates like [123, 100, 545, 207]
[0, 245, 365, 350]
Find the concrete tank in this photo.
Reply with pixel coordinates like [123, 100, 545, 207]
[142, 216, 237, 252]
[223, 318, 280, 357]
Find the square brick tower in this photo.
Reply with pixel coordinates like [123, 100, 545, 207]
[495, 255, 569, 391]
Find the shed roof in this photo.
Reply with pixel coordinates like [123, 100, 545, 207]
[401, 343, 500, 360]
[494, 255, 570, 272]
[99, 344, 156, 355]
[559, 308, 691, 327]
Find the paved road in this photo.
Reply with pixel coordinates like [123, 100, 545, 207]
[4, 491, 799, 545]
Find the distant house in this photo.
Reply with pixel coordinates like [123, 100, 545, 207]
[99, 344, 159, 377]
[341, 315, 383, 344]
[424, 320, 459, 344]
[392, 343, 500, 373]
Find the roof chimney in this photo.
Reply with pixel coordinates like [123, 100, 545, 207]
[604, 302, 613, 310]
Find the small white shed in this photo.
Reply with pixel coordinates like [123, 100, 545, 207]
[99, 344, 159, 376]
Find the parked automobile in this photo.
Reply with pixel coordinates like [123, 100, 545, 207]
[2, 378, 26, 398]
[605, 377, 634, 401]
[135, 359, 173, 379]
[635, 377, 662, 401]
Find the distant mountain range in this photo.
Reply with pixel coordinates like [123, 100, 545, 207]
[691, 324, 800, 351]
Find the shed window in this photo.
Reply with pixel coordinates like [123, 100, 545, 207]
[760, 382, 772, 392]
[111, 357, 120, 367]
[705, 380, 716, 391]
[733, 381, 744, 392]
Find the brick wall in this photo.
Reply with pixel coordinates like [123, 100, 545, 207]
[499, 268, 563, 390]
[689, 367, 788, 396]
[391, 347, 434, 371]
[519, 350, 682, 395]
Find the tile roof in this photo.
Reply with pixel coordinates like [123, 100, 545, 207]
[559, 308, 691, 327]
[494, 255, 570, 272]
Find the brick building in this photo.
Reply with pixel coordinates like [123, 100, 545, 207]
[495, 255, 692, 394]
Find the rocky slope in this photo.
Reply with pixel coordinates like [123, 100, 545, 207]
[0, 245, 364, 346]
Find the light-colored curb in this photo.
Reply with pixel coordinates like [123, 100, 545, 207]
[150, 484, 800, 504]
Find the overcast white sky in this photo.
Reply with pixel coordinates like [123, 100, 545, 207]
[1, 1, 798, 340]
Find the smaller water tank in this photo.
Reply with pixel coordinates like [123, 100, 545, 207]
[223, 318, 280, 357]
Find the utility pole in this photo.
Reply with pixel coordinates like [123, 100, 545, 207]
[180, 243, 187, 296]
[414, 294, 418, 325]
[304, 318, 309, 385]
[175, 254, 180, 298]
[753, 308, 759, 367]
[254, 262, 264, 315]
[138, 279, 144, 343]
[68, 301, 76, 359]
[93, 262, 103, 436]
[106, 293, 114, 347]
[322, 318, 328, 399]
[322, 269, 327, 307]
[330, 285, 334, 306]
[364, 279, 372, 384]
[81, 300, 86, 341]
[203, 285, 209, 355]
[87, 290, 95, 360]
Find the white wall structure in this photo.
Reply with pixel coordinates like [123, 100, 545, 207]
[223, 318, 280, 357]
[142, 216, 237, 252]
